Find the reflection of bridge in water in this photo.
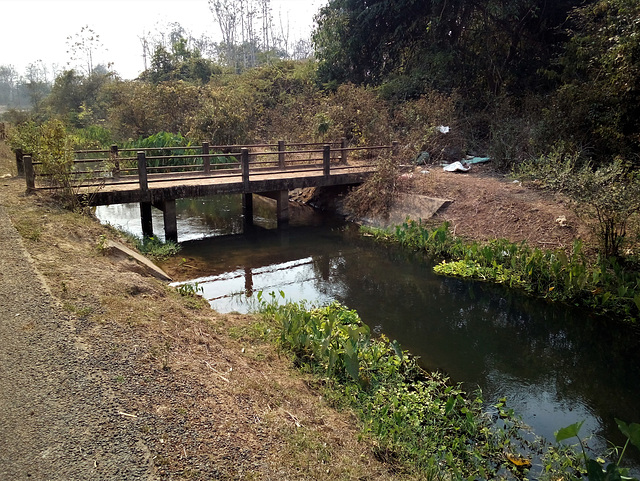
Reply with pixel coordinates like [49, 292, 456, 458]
[220, 259, 316, 300]
[176, 255, 334, 313]
[171, 225, 343, 312]
[21, 140, 398, 242]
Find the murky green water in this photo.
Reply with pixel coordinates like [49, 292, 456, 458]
[96, 195, 640, 473]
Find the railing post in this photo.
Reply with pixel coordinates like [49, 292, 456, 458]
[15, 148, 25, 177]
[392, 141, 400, 161]
[241, 148, 250, 190]
[278, 140, 286, 169]
[323, 145, 331, 177]
[202, 141, 211, 174]
[24, 155, 35, 193]
[340, 138, 348, 164]
[110, 144, 120, 180]
[137, 151, 148, 191]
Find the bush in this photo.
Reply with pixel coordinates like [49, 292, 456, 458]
[316, 83, 391, 145]
[9, 120, 80, 207]
[344, 153, 403, 218]
[390, 91, 460, 163]
[569, 159, 640, 259]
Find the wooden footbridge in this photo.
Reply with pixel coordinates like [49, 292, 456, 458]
[20, 140, 397, 242]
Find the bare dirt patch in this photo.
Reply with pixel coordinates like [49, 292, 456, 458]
[398, 163, 591, 250]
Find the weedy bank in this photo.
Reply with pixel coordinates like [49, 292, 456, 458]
[253, 294, 640, 480]
[364, 221, 640, 323]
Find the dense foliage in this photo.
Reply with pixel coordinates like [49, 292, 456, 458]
[257, 297, 640, 479]
[552, 0, 640, 160]
[313, 0, 581, 100]
[312, 0, 640, 165]
[2, 0, 637, 166]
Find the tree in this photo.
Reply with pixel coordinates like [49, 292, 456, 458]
[143, 38, 220, 84]
[208, 0, 290, 71]
[553, 0, 640, 161]
[66, 25, 108, 76]
[0, 65, 18, 105]
[313, 0, 583, 101]
[46, 68, 114, 127]
[22, 60, 51, 110]
[138, 23, 221, 84]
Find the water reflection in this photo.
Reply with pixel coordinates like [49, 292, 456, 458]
[95, 194, 286, 241]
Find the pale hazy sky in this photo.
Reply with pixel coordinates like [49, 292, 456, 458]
[1, 0, 325, 79]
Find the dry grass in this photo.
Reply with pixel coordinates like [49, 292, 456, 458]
[0, 139, 15, 176]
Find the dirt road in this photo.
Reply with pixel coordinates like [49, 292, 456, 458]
[0, 204, 157, 480]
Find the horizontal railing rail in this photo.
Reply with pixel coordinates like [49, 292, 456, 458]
[21, 139, 399, 194]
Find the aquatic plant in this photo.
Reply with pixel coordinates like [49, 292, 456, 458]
[123, 233, 181, 261]
[545, 419, 640, 481]
[368, 220, 640, 322]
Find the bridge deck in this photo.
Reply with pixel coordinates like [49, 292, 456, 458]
[84, 164, 375, 206]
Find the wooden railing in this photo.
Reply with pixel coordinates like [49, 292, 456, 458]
[21, 139, 399, 193]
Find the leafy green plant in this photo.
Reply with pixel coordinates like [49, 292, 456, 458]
[131, 235, 181, 261]
[9, 119, 108, 209]
[258, 298, 537, 479]
[434, 259, 525, 288]
[371, 220, 640, 322]
[175, 282, 203, 297]
[552, 419, 640, 480]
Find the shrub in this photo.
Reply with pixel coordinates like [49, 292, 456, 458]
[518, 150, 640, 259]
[568, 159, 640, 259]
[344, 153, 403, 218]
[316, 83, 391, 145]
[390, 91, 460, 163]
[9, 119, 91, 209]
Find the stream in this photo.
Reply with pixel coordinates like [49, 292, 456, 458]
[95, 195, 640, 474]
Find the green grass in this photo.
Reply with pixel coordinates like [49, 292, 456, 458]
[124, 233, 181, 261]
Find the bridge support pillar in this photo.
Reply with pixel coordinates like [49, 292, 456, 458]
[160, 200, 178, 243]
[244, 267, 253, 297]
[242, 193, 254, 231]
[275, 190, 289, 228]
[140, 202, 154, 238]
[256, 190, 290, 228]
